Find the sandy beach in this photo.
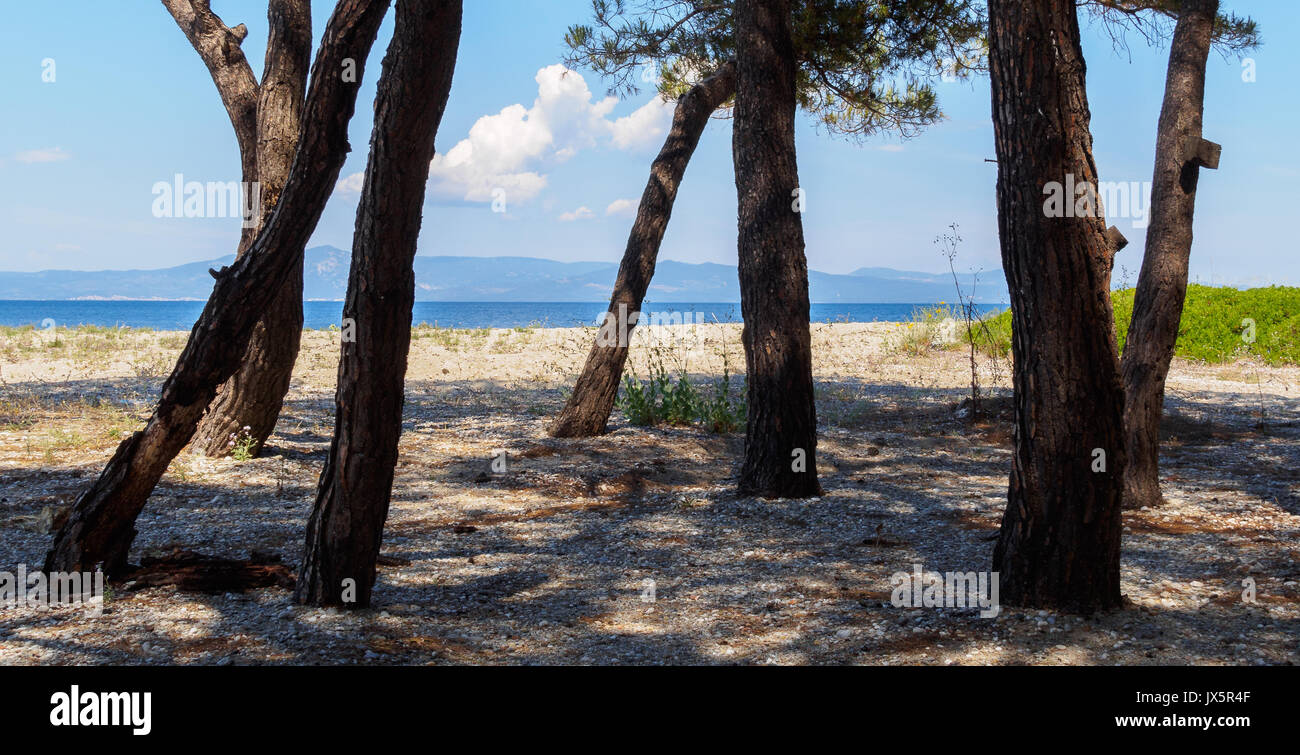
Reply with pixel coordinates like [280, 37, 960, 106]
[1, 322, 1297, 665]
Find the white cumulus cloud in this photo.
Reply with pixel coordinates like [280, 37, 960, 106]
[605, 198, 636, 217]
[611, 97, 674, 151]
[559, 206, 595, 222]
[335, 65, 675, 205]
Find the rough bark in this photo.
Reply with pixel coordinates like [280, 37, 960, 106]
[988, 0, 1127, 613]
[1120, 0, 1219, 509]
[295, 0, 462, 608]
[732, 0, 821, 498]
[549, 61, 736, 438]
[178, 0, 315, 457]
[45, 0, 392, 576]
[195, 274, 304, 456]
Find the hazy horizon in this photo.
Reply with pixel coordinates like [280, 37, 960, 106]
[2, 1, 1296, 287]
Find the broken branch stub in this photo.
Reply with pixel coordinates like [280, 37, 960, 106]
[1191, 136, 1221, 169]
[1106, 225, 1129, 253]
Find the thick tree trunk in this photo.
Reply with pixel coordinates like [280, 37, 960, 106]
[988, 0, 1127, 613]
[295, 0, 461, 608]
[45, 0, 392, 576]
[191, 0, 314, 457]
[732, 0, 821, 498]
[549, 62, 736, 438]
[195, 275, 304, 456]
[1121, 0, 1219, 510]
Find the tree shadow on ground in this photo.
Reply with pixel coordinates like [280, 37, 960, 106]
[0, 374, 1295, 664]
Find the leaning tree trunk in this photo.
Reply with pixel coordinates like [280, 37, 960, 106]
[549, 62, 736, 438]
[196, 271, 304, 456]
[1121, 0, 1220, 510]
[988, 0, 1128, 613]
[45, 0, 392, 576]
[174, 0, 314, 458]
[732, 0, 821, 498]
[296, 0, 461, 609]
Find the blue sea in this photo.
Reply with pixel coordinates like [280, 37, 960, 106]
[0, 300, 1003, 331]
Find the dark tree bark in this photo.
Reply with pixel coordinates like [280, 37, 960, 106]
[163, 0, 315, 458]
[732, 0, 820, 498]
[45, 0, 392, 576]
[988, 0, 1128, 613]
[1121, 0, 1220, 510]
[295, 0, 462, 608]
[549, 61, 736, 438]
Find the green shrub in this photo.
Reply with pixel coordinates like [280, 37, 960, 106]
[965, 308, 1013, 359]
[662, 370, 700, 426]
[968, 285, 1300, 365]
[616, 357, 746, 433]
[617, 372, 662, 427]
[884, 303, 961, 356]
[698, 365, 746, 433]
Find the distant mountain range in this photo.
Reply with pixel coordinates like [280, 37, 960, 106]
[0, 245, 1008, 303]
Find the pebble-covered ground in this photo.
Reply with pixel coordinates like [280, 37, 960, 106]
[1, 323, 1296, 665]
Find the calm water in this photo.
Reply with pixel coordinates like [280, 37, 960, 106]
[0, 300, 1003, 331]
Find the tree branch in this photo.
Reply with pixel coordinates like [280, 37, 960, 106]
[253, 0, 313, 226]
[161, 0, 261, 182]
[1079, 0, 1260, 55]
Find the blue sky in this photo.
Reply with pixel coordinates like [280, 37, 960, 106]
[0, 0, 1294, 287]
